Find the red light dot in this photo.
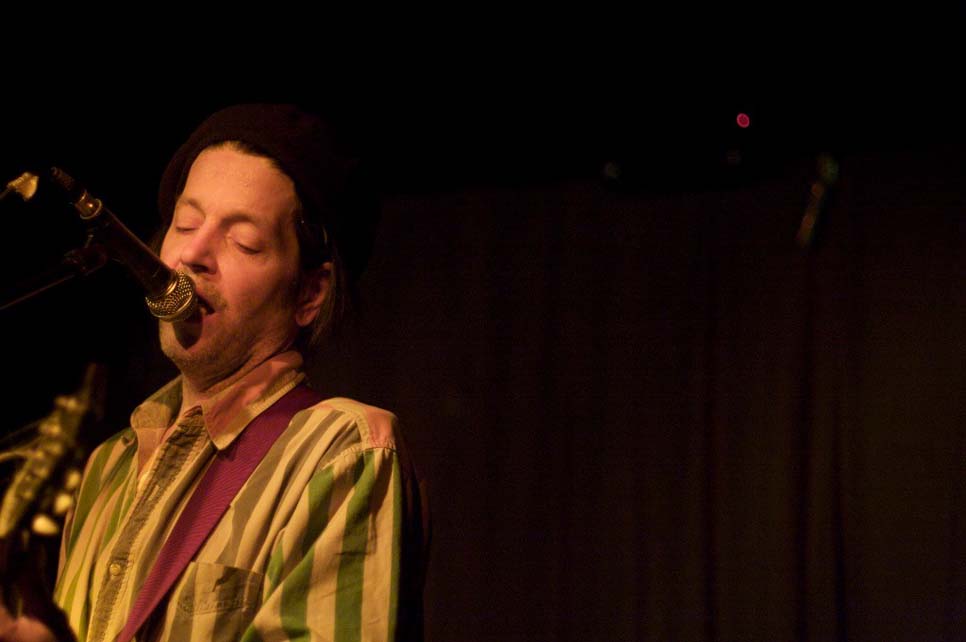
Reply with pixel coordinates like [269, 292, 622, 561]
[736, 113, 751, 128]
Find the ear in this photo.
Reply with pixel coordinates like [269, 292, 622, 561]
[294, 261, 332, 327]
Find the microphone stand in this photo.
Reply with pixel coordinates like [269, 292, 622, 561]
[2, 168, 196, 321]
[1, 171, 110, 313]
[0, 240, 109, 313]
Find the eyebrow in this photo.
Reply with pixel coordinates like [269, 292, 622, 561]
[176, 197, 266, 229]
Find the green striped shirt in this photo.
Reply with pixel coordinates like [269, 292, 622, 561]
[54, 353, 427, 642]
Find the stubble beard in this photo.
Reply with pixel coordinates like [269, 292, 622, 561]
[159, 316, 249, 390]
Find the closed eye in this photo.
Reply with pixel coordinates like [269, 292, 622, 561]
[234, 240, 262, 255]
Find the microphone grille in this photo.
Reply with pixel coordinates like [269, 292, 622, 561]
[145, 272, 197, 321]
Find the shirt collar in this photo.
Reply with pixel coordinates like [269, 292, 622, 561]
[130, 351, 306, 454]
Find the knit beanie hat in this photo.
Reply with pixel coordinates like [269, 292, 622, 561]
[157, 103, 378, 281]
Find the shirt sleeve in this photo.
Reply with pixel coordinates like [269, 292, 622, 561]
[239, 443, 422, 642]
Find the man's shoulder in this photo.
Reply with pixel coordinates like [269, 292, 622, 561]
[88, 427, 136, 460]
[298, 396, 401, 451]
[78, 427, 137, 488]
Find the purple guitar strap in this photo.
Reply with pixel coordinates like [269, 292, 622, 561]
[115, 384, 322, 642]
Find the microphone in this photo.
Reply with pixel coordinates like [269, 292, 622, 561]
[5, 168, 197, 321]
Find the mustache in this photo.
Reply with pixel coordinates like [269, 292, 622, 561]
[185, 275, 227, 311]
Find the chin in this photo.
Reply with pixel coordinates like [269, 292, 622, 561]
[159, 322, 212, 371]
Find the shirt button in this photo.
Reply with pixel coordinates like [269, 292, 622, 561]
[109, 562, 124, 577]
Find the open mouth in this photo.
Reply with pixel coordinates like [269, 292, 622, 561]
[183, 291, 214, 322]
[197, 294, 214, 314]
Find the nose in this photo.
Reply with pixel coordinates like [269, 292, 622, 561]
[171, 224, 218, 276]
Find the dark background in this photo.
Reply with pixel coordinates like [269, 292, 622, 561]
[2, 41, 964, 641]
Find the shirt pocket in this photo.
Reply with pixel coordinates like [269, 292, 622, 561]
[163, 561, 264, 641]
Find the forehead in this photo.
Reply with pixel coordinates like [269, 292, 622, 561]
[180, 145, 298, 232]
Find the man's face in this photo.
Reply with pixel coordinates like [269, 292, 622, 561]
[159, 145, 306, 387]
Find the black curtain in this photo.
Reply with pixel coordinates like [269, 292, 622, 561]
[311, 144, 965, 641]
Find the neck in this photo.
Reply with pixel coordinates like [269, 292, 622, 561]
[175, 348, 289, 417]
[177, 372, 235, 417]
